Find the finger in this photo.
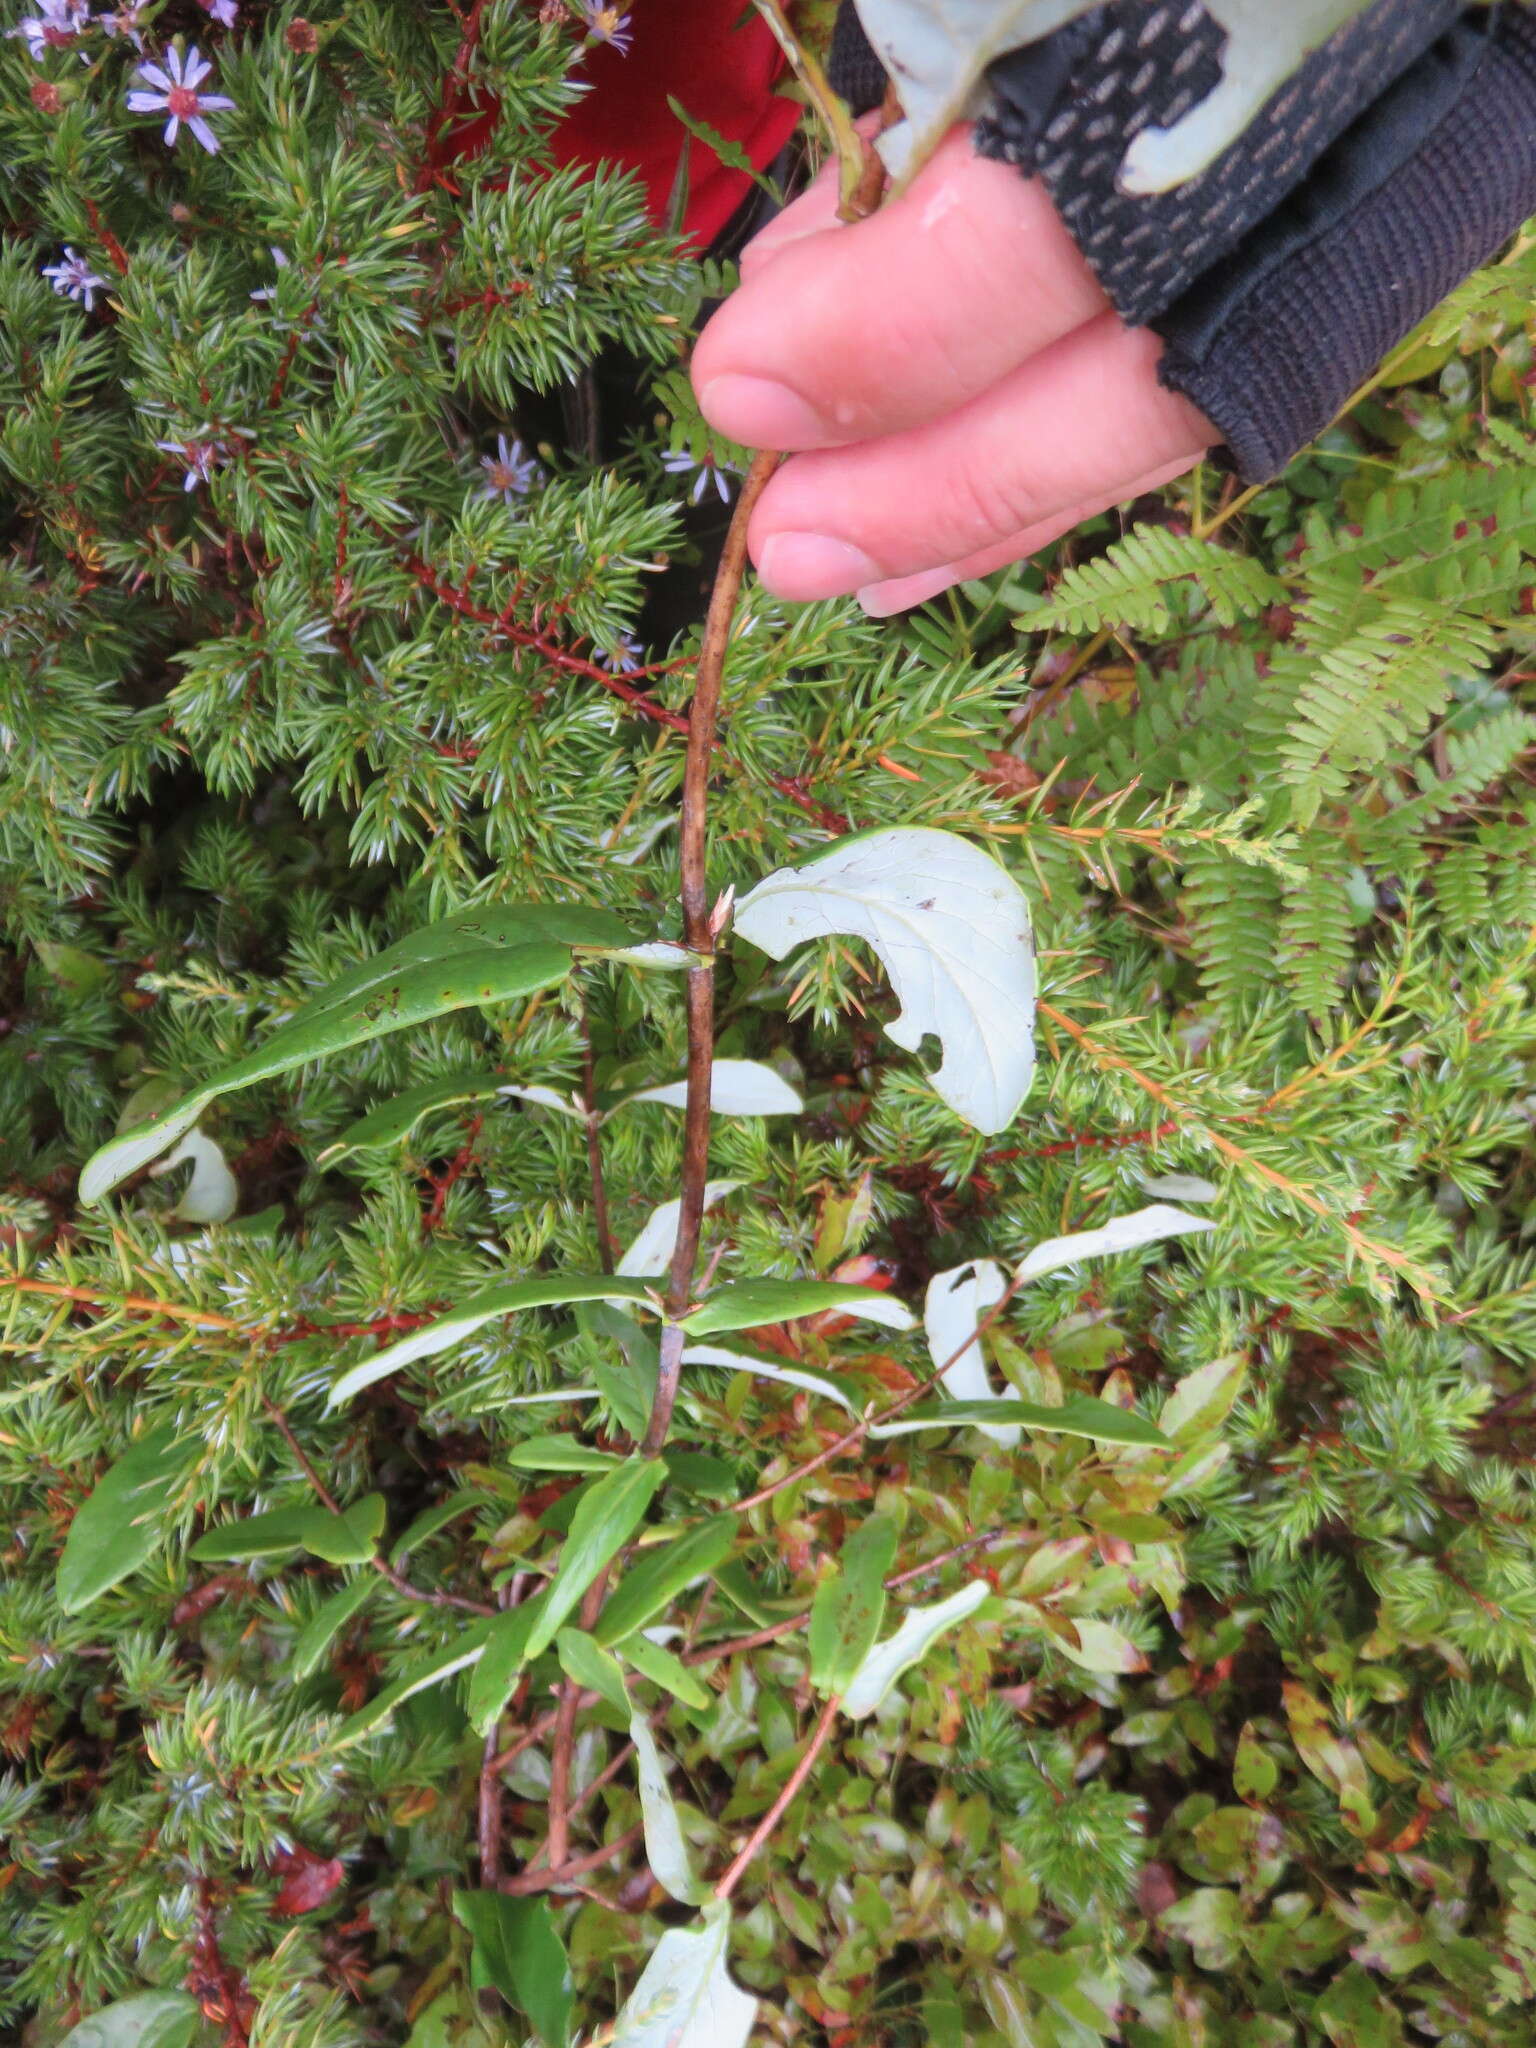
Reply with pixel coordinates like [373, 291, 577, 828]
[737, 145, 849, 279]
[747, 316, 1214, 602]
[693, 126, 1108, 453]
[855, 454, 1205, 617]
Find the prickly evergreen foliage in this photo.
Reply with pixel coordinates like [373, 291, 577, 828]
[5, 5, 1536, 2046]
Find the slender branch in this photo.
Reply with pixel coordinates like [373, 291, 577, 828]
[479, 1723, 503, 1887]
[548, 1574, 608, 1870]
[500, 1819, 646, 1897]
[641, 448, 781, 1457]
[259, 1393, 492, 1615]
[0, 1274, 240, 1329]
[578, 991, 617, 1273]
[714, 1694, 840, 1903]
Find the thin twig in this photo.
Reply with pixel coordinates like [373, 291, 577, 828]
[259, 1393, 492, 1615]
[714, 1694, 840, 1903]
[500, 1819, 646, 1897]
[578, 990, 617, 1273]
[479, 1724, 503, 1887]
[641, 448, 781, 1457]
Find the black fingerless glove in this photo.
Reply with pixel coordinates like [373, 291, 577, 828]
[832, 2, 1536, 484]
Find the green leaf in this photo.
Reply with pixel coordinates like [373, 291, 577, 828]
[594, 1515, 736, 1646]
[390, 1488, 491, 1565]
[1234, 1720, 1280, 1803]
[616, 1632, 710, 1710]
[809, 1514, 897, 1698]
[290, 1577, 377, 1681]
[868, 1396, 1165, 1447]
[1283, 1682, 1378, 1835]
[555, 1629, 630, 1716]
[734, 828, 1036, 1135]
[1160, 1352, 1248, 1442]
[467, 1600, 547, 1736]
[327, 1275, 654, 1406]
[190, 1493, 385, 1565]
[682, 1277, 914, 1337]
[842, 1581, 991, 1719]
[57, 1993, 202, 2048]
[57, 1425, 194, 1614]
[506, 1436, 623, 1474]
[629, 1709, 707, 1905]
[526, 1461, 666, 1662]
[80, 904, 635, 1204]
[453, 1889, 573, 2048]
[319, 1072, 579, 1161]
[333, 1622, 492, 1747]
[608, 1905, 756, 2048]
[665, 96, 783, 202]
[1159, 1885, 1244, 1972]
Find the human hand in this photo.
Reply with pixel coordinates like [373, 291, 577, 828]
[691, 127, 1216, 616]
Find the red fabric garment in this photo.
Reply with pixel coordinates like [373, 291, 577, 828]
[546, 1, 802, 244]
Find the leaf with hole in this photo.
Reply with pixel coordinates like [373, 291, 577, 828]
[327, 1274, 654, 1406]
[733, 827, 1035, 1134]
[57, 1425, 195, 1614]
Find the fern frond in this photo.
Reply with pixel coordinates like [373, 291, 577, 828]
[1275, 598, 1500, 827]
[1279, 845, 1356, 1016]
[1184, 849, 1283, 1017]
[1030, 524, 1285, 637]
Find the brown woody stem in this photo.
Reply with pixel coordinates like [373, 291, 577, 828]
[640, 448, 780, 1458]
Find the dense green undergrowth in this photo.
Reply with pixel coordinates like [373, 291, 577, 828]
[6, 3, 1536, 2044]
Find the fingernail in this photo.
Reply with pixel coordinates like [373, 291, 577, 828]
[758, 532, 881, 601]
[857, 565, 962, 617]
[699, 374, 827, 449]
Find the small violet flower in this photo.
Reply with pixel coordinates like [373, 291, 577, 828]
[97, 0, 148, 42]
[480, 433, 539, 504]
[155, 431, 224, 492]
[127, 44, 234, 153]
[662, 446, 737, 507]
[42, 247, 108, 311]
[580, 6, 632, 55]
[11, 0, 91, 60]
[199, 0, 238, 24]
[596, 632, 643, 674]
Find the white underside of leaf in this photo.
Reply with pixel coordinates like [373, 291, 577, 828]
[629, 1711, 707, 1906]
[679, 1344, 862, 1415]
[606, 1906, 757, 2048]
[733, 828, 1035, 1135]
[924, 1260, 1017, 1447]
[842, 1579, 990, 1718]
[1013, 1204, 1214, 1286]
[620, 1060, 804, 1119]
[619, 1181, 742, 1278]
[151, 1130, 240, 1224]
[854, 0, 1376, 194]
[1139, 1172, 1219, 1204]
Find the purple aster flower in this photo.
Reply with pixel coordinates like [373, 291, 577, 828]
[11, 0, 91, 59]
[596, 632, 643, 674]
[127, 45, 234, 153]
[199, 0, 238, 25]
[580, 5, 632, 54]
[155, 431, 224, 491]
[479, 433, 539, 504]
[662, 446, 736, 507]
[42, 247, 108, 311]
[97, 0, 148, 41]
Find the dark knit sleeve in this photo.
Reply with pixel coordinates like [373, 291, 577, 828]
[829, 3, 1536, 485]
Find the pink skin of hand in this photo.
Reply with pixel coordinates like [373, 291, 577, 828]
[692, 125, 1216, 615]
